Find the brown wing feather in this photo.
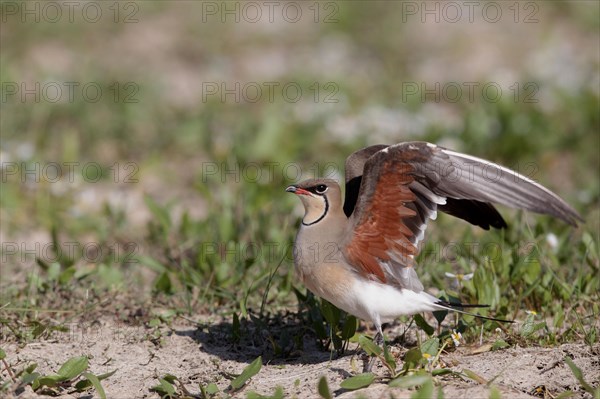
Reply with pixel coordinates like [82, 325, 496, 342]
[344, 159, 418, 283]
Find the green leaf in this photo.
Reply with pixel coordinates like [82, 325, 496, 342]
[432, 309, 448, 325]
[75, 369, 117, 390]
[0, 347, 5, 360]
[331, 333, 343, 351]
[420, 337, 439, 357]
[318, 376, 332, 399]
[48, 262, 62, 282]
[402, 348, 423, 371]
[82, 372, 106, 399]
[432, 368, 453, 376]
[437, 385, 445, 399]
[31, 321, 47, 339]
[383, 343, 397, 371]
[152, 377, 176, 396]
[520, 314, 546, 338]
[491, 339, 509, 351]
[389, 373, 432, 388]
[206, 382, 219, 394]
[411, 378, 434, 399]
[463, 369, 488, 384]
[154, 271, 173, 295]
[582, 232, 598, 262]
[414, 314, 434, 336]
[312, 318, 328, 340]
[489, 385, 502, 399]
[34, 374, 64, 388]
[96, 368, 118, 381]
[21, 371, 40, 385]
[341, 316, 357, 340]
[230, 356, 262, 391]
[32, 377, 40, 390]
[320, 300, 340, 325]
[358, 335, 382, 356]
[520, 314, 535, 336]
[57, 356, 88, 380]
[340, 373, 375, 390]
[58, 266, 76, 285]
[25, 363, 38, 374]
[148, 318, 161, 328]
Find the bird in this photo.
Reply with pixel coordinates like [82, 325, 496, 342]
[286, 142, 582, 368]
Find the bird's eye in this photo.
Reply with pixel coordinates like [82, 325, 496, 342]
[315, 184, 328, 194]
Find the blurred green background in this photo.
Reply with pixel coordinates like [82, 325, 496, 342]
[1, 1, 598, 327]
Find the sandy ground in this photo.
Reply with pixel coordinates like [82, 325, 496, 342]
[3, 316, 598, 399]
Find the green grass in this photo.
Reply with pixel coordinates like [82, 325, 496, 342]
[1, 1, 599, 397]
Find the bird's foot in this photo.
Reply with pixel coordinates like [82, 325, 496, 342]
[362, 355, 377, 373]
[373, 331, 383, 347]
[361, 332, 384, 373]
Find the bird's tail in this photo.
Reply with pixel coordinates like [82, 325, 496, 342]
[433, 300, 514, 323]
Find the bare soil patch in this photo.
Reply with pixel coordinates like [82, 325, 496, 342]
[3, 316, 598, 398]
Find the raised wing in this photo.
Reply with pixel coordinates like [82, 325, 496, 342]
[344, 145, 507, 229]
[342, 142, 582, 290]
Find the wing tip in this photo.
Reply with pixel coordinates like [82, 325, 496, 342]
[566, 211, 585, 227]
[438, 146, 583, 229]
[438, 300, 490, 309]
[435, 301, 515, 323]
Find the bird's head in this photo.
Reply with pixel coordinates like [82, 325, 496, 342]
[286, 179, 342, 226]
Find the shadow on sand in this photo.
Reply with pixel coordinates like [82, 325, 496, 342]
[173, 310, 359, 367]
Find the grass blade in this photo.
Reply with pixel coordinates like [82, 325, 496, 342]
[563, 357, 597, 397]
[82, 372, 106, 399]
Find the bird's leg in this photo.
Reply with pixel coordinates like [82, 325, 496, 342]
[374, 331, 383, 346]
[362, 327, 384, 373]
[362, 350, 376, 373]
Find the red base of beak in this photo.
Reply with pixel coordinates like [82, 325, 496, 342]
[286, 186, 311, 196]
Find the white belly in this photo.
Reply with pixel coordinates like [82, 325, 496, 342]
[341, 279, 440, 325]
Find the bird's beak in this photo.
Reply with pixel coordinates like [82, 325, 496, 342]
[286, 185, 311, 196]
